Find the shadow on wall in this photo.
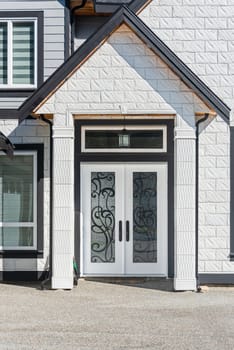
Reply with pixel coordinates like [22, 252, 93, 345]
[108, 34, 212, 128]
[58, 0, 67, 7]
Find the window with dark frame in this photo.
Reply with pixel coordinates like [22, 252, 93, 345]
[0, 144, 44, 256]
[0, 19, 37, 88]
[82, 126, 167, 152]
[0, 11, 43, 94]
[0, 152, 37, 249]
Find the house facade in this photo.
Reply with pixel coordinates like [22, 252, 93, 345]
[0, 0, 233, 290]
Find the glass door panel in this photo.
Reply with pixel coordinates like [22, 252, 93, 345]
[125, 164, 167, 275]
[133, 172, 157, 263]
[81, 164, 124, 275]
[90, 171, 116, 263]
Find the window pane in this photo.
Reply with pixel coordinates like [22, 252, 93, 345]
[0, 155, 34, 222]
[85, 129, 164, 149]
[1, 227, 33, 247]
[0, 23, 7, 84]
[130, 131, 163, 148]
[86, 131, 119, 149]
[13, 22, 34, 84]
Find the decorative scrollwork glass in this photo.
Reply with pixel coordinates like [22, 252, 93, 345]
[133, 172, 157, 263]
[91, 172, 115, 263]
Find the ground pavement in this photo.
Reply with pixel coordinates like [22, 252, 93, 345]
[0, 280, 234, 349]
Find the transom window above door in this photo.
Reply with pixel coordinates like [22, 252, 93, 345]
[82, 125, 167, 152]
[0, 18, 37, 88]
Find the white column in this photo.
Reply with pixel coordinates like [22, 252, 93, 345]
[51, 113, 74, 289]
[174, 124, 197, 291]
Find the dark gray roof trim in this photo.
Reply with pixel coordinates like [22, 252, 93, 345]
[0, 131, 14, 158]
[94, 0, 150, 14]
[19, 5, 230, 123]
[95, 0, 131, 13]
[0, 110, 20, 119]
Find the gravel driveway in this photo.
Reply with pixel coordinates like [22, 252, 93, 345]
[0, 280, 234, 349]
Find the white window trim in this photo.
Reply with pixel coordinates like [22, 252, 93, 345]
[0, 151, 37, 250]
[81, 125, 167, 153]
[0, 18, 37, 89]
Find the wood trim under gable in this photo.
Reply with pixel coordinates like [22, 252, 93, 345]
[73, 114, 176, 119]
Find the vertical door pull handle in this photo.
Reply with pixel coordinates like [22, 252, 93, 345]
[126, 220, 130, 242]
[119, 221, 122, 242]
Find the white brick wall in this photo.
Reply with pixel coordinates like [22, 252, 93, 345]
[0, 119, 50, 273]
[38, 25, 210, 119]
[198, 117, 231, 273]
[139, 0, 234, 111]
[138, 0, 234, 278]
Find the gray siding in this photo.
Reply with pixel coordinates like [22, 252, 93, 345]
[0, 97, 26, 109]
[0, 0, 66, 109]
[74, 16, 109, 50]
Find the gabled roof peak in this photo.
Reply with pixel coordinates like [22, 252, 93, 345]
[19, 4, 230, 123]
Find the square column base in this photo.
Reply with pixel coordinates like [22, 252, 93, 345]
[51, 277, 73, 290]
[174, 278, 197, 291]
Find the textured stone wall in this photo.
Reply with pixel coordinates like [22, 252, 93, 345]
[139, 0, 233, 274]
[198, 117, 231, 273]
[38, 25, 209, 121]
[139, 0, 234, 111]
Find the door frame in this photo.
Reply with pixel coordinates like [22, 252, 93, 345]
[75, 118, 174, 278]
[81, 162, 168, 276]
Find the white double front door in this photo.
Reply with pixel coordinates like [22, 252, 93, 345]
[81, 163, 168, 276]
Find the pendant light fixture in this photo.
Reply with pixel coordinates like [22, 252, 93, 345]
[118, 107, 130, 147]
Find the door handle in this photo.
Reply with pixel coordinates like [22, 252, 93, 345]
[126, 220, 130, 242]
[119, 221, 122, 242]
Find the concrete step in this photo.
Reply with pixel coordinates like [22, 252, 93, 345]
[81, 277, 174, 291]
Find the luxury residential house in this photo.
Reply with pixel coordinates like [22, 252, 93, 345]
[0, 0, 233, 291]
